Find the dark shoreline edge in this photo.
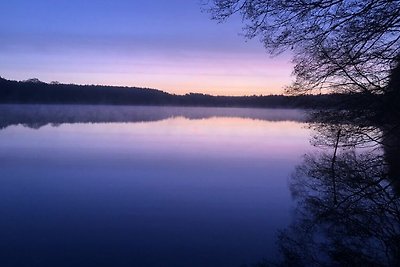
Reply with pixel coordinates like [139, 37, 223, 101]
[0, 77, 358, 109]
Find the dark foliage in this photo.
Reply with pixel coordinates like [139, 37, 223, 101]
[0, 76, 360, 109]
[204, 0, 400, 133]
[0, 77, 173, 105]
[204, 0, 400, 96]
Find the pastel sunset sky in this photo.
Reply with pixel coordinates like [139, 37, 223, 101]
[0, 0, 293, 96]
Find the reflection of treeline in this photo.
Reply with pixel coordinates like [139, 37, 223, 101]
[0, 105, 307, 130]
[0, 77, 365, 108]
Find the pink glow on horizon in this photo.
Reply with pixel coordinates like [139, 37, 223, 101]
[1, 43, 294, 96]
[0, 0, 297, 96]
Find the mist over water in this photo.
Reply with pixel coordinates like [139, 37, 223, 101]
[0, 105, 310, 267]
[0, 104, 307, 129]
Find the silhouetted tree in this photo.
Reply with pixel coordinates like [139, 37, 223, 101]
[204, 0, 400, 97]
[204, 3, 400, 264]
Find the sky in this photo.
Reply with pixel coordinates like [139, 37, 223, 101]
[0, 0, 293, 96]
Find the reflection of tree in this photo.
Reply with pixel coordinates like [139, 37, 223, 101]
[383, 127, 400, 195]
[276, 140, 400, 266]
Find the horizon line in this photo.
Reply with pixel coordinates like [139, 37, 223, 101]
[1, 75, 290, 98]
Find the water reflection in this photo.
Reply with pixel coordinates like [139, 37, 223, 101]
[273, 122, 400, 266]
[2, 105, 397, 266]
[0, 104, 306, 130]
[0, 105, 309, 267]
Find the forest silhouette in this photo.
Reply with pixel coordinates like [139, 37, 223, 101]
[0, 76, 367, 109]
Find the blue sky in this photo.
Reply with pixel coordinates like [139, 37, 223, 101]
[0, 0, 292, 95]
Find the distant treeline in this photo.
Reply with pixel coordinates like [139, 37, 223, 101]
[0, 77, 364, 108]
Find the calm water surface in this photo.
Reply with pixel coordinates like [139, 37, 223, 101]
[0, 105, 311, 267]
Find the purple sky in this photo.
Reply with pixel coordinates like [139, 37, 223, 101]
[0, 0, 293, 95]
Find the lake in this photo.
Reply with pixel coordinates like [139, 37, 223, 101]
[0, 105, 311, 267]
